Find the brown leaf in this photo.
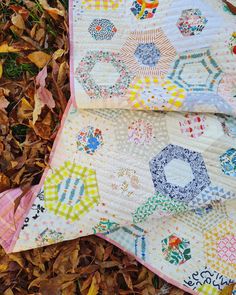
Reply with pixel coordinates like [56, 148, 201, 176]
[10, 5, 30, 21]
[0, 141, 4, 155]
[39, 0, 65, 20]
[33, 121, 51, 139]
[10, 25, 24, 37]
[104, 245, 113, 261]
[11, 13, 26, 30]
[0, 173, 11, 193]
[99, 261, 120, 269]
[40, 274, 80, 295]
[87, 272, 101, 295]
[220, 284, 236, 295]
[80, 275, 93, 291]
[27, 51, 51, 68]
[17, 98, 33, 120]
[11, 167, 25, 185]
[53, 49, 65, 60]
[57, 61, 68, 87]
[120, 272, 133, 290]
[0, 61, 3, 80]
[0, 41, 20, 53]
[3, 288, 14, 295]
[8, 253, 24, 268]
[95, 243, 104, 261]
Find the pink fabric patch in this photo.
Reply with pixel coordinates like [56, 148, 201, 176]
[0, 187, 37, 251]
[217, 235, 236, 263]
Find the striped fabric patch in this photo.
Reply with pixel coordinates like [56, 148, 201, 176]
[44, 161, 100, 222]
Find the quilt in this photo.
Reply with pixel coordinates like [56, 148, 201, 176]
[0, 1, 236, 294]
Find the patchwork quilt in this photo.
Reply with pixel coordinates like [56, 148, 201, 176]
[1, 1, 236, 294]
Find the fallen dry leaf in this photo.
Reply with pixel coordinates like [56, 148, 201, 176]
[0, 41, 20, 53]
[3, 288, 14, 295]
[32, 66, 55, 123]
[220, 283, 236, 295]
[87, 272, 100, 295]
[27, 51, 51, 68]
[11, 13, 26, 30]
[39, 0, 65, 20]
[0, 61, 3, 79]
[0, 173, 10, 193]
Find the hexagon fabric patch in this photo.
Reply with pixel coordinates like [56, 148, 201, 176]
[179, 113, 207, 138]
[168, 49, 223, 92]
[120, 29, 176, 76]
[130, 0, 159, 20]
[77, 126, 103, 155]
[176, 9, 208, 36]
[134, 43, 161, 67]
[88, 19, 117, 40]
[129, 76, 186, 111]
[161, 234, 191, 265]
[44, 161, 100, 222]
[128, 119, 153, 145]
[220, 148, 236, 177]
[204, 220, 236, 278]
[111, 167, 141, 198]
[149, 144, 211, 202]
[217, 235, 236, 263]
[76, 51, 134, 99]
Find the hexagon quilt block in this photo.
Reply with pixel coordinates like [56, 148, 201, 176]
[149, 144, 211, 202]
[204, 220, 236, 278]
[44, 161, 100, 222]
[168, 49, 223, 93]
[88, 19, 117, 40]
[114, 110, 169, 161]
[77, 126, 103, 155]
[220, 148, 236, 177]
[130, 0, 159, 20]
[179, 113, 207, 138]
[162, 0, 224, 52]
[75, 51, 134, 99]
[161, 234, 191, 265]
[177, 9, 208, 37]
[134, 43, 161, 67]
[120, 28, 176, 76]
[129, 77, 186, 111]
